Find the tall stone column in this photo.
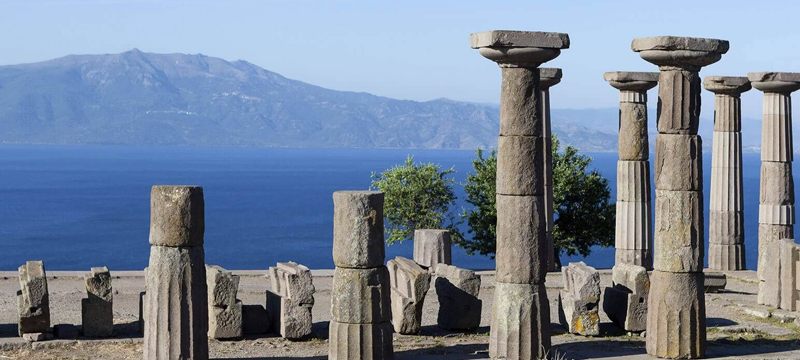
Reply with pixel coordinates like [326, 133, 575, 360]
[540, 68, 562, 271]
[703, 76, 751, 271]
[144, 185, 208, 360]
[603, 71, 658, 269]
[747, 72, 800, 305]
[471, 30, 569, 360]
[633, 36, 729, 359]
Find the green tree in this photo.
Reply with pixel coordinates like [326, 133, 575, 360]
[371, 155, 460, 244]
[459, 136, 615, 266]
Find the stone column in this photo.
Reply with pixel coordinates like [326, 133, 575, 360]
[703, 76, 751, 271]
[633, 36, 729, 359]
[471, 30, 570, 360]
[143, 186, 208, 360]
[329, 191, 393, 360]
[747, 72, 800, 306]
[540, 68, 562, 271]
[603, 71, 658, 269]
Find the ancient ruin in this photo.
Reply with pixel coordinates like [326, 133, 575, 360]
[540, 67, 562, 272]
[412, 229, 452, 269]
[143, 185, 209, 360]
[602, 263, 649, 332]
[267, 261, 315, 339]
[82, 266, 113, 338]
[434, 263, 481, 330]
[387, 256, 431, 334]
[704, 76, 751, 270]
[471, 29, 569, 360]
[604, 71, 658, 269]
[633, 36, 729, 359]
[17, 260, 51, 339]
[558, 262, 600, 336]
[329, 191, 393, 360]
[206, 265, 243, 339]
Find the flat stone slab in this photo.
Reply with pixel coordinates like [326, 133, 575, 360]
[747, 72, 800, 83]
[631, 36, 729, 53]
[470, 30, 570, 49]
[703, 76, 751, 94]
[603, 72, 659, 83]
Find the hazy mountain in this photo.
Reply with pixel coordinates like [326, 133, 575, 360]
[0, 49, 618, 151]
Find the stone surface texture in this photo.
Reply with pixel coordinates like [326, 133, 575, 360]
[633, 35, 727, 359]
[557, 262, 600, 336]
[387, 256, 431, 334]
[17, 260, 50, 336]
[412, 229, 452, 269]
[434, 264, 482, 330]
[540, 67, 562, 272]
[603, 263, 649, 332]
[332, 191, 385, 269]
[82, 266, 113, 338]
[144, 185, 209, 360]
[206, 265, 242, 340]
[267, 261, 314, 339]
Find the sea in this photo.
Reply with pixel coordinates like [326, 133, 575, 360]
[0, 144, 774, 271]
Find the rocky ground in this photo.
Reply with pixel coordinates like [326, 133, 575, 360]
[0, 269, 797, 359]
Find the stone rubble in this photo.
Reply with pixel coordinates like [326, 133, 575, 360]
[267, 261, 315, 339]
[558, 262, 600, 336]
[602, 263, 649, 332]
[387, 256, 431, 334]
[82, 266, 113, 338]
[206, 264, 243, 340]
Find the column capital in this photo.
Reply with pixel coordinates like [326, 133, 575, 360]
[747, 72, 800, 93]
[632, 36, 728, 70]
[703, 76, 751, 96]
[540, 68, 562, 89]
[603, 71, 659, 92]
[471, 30, 570, 67]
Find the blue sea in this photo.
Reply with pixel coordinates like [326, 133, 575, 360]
[0, 145, 774, 271]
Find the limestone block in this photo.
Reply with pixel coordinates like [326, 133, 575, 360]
[206, 265, 239, 308]
[208, 301, 242, 339]
[653, 190, 703, 273]
[646, 271, 706, 359]
[708, 210, 743, 245]
[618, 102, 650, 161]
[17, 260, 50, 336]
[149, 186, 204, 247]
[616, 161, 651, 202]
[434, 264, 481, 330]
[332, 191, 385, 269]
[557, 262, 600, 336]
[655, 134, 702, 191]
[387, 257, 430, 334]
[496, 135, 544, 196]
[495, 194, 546, 284]
[704, 272, 727, 293]
[758, 236, 783, 307]
[603, 287, 647, 332]
[611, 263, 650, 295]
[205, 265, 242, 340]
[615, 248, 651, 269]
[708, 244, 746, 271]
[759, 161, 794, 207]
[331, 267, 390, 324]
[779, 240, 799, 311]
[655, 70, 702, 134]
[470, 30, 570, 49]
[82, 267, 113, 338]
[267, 262, 314, 339]
[540, 67, 562, 89]
[328, 321, 393, 360]
[489, 283, 550, 360]
[412, 229, 452, 269]
[499, 67, 541, 136]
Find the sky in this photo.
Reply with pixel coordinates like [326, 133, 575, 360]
[1, 0, 798, 118]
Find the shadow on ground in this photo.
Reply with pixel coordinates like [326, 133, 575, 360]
[0, 324, 16, 338]
[213, 343, 488, 360]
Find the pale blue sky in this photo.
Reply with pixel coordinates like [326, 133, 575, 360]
[1, 0, 798, 117]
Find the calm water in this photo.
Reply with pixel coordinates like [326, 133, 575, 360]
[0, 144, 778, 270]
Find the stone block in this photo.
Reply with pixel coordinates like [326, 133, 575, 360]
[332, 191, 385, 268]
[655, 70, 702, 134]
[616, 161, 650, 202]
[496, 135, 544, 196]
[655, 134, 702, 191]
[618, 103, 649, 161]
[704, 272, 727, 293]
[205, 265, 242, 340]
[331, 267, 390, 324]
[267, 262, 314, 339]
[499, 67, 541, 137]
[206, 265, 239, 307]
[328, 321, 393, 360]
[82, 266, 113, 338]
[495, 194, 546, 284]
[779, 240, 799, 311]
[758, 238, 782, 306]
[558, 262, 600, 336]
[434, 264, 481, 330]
[470, 30, 570, 49]
[646, 270, 705, 359]
[489, 282, 550, 360]
[603, 287, 647, 332]
[149, 185, 204, 247]
[614, 248, 651, 269]
[17, 260, 50, 336]
[759, 161, 794, 206]
[653, 190, 703, 273]
[387, 257, 431, 334]
[208, 301, 242, 339]
[412, 229, 452, 269]
[241, 304, 269, 335]
[612, 263, 650, 295]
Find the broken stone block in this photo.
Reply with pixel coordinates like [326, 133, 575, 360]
[558, 262, 600, 336]
[241, 304, 269, 335]
[704, 272, 727, 293]
[205, 265, 242, 340]
[82, 266, 113, 337]
[603, 263, 649, 332]
[489, 282, 550, 360]
[331, 266, 390, 324]
[332, 191, 385, 269]
[266, 261, 315, 339]
[328, 321, 393, 360]
[434, 264, 481, 330]
[387, 257, 431, 334]
[412, 229, 452, 269]
[17, 260, 50, 336]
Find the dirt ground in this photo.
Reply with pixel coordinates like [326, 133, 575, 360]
[0, 269, 797, 359]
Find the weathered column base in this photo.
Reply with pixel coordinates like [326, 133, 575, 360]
[615, 248, 651, 269]
[328, 321, 394, 360]
[646, 271, 705, 359]
[489, 282, 550, 360]
[757, 223, 793, 305]
[708, 243, 745, 271]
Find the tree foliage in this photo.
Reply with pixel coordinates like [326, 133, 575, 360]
[370, 155, 459, 244]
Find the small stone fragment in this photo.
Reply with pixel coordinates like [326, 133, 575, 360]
[558, 262, 600, 336]
[434, 264, 481, 330]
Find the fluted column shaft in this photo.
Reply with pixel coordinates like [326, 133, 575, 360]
[539, 68, 562, 272]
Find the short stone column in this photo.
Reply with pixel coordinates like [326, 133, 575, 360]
[748, 72, 800, 307]
[17, 260, 51, 338]
[412, 229, 452, 269]
[143, 186, 208, 360]
[329, 191, 393, 360]
[471, 29, 569, 360]
[82, 266, 113, 337]
[633, 36, 729, 359]
[540, 67, 562, 271]
[603, 71, 658, 269]
[704, 76, 751, 270]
